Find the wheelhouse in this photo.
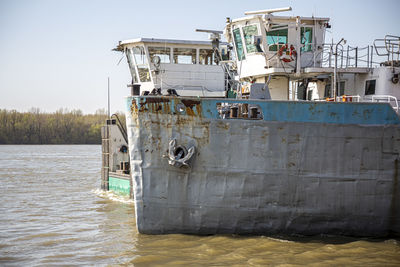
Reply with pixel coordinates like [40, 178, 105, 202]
[225, 14, 329, 79]
[116, 38, 226, 97]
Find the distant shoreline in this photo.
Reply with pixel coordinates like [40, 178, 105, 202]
[0, 144, 101, 145]
[0, 109, 125, 145]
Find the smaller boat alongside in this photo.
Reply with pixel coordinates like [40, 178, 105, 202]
[101, 114, 132, 197]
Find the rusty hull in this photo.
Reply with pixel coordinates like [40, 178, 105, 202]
[126, 96, 400, 236]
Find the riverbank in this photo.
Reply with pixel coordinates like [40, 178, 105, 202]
[0, 109, 125, 144]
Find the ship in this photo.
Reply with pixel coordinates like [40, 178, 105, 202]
[102, 7, 400, 236]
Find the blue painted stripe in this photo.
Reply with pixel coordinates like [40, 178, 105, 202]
[127, 97, 400, 125]
[201, 99, 400, 125]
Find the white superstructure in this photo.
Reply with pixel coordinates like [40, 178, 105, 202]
[224, 9, 400, 110]
[116, 38, 226, 97]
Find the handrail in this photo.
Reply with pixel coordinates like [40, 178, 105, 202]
[373, 35, 400, 65]
[374, 35, 400, 56]
[363, 95, 399, 112]
[335, 95, 361, 102]
[320, 44, 372, 68]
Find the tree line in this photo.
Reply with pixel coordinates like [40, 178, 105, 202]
[0, 108, 125, 144]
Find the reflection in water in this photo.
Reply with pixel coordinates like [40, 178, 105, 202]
[0, 145, 399, 266]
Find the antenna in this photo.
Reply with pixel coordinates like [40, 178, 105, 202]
[195, 29, 223, 34]
[107, 77, 110, 119]
[244, 7, 292, 15]
[195, 29, 223, 42]
[195, 29, 222, 50]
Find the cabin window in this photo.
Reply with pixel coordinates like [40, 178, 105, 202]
[233, 28, 245, 60]
[324, 81, 345, 97]
[132, 46, 147, 65]
[132, 46, 151, 82]
[365, 80, 376, 95]
[199, 49, 215, 65]
[148, 46, 170, 63]
[301, 27, 313, 52]
[126, 48, 138, 83]
[243, 25, 259, 54]
[266, 26, 288, 51]
[173, 48, 196, 64]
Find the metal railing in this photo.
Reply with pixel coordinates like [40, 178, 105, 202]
[373, 35, 400, 66]
[318, 35, 400, 69]
[263, 41, 377, 69]
[335, 95, 361, 102]
[373, 35, 400, 56]
[320, 44, 373, 68]
[363, 95, 399, 113]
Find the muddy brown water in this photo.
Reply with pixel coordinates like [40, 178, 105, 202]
[0, 145, 399, 266]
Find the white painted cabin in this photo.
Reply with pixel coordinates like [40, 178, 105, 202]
[225, 9, 400, 110]
[116, 38, 226, 97]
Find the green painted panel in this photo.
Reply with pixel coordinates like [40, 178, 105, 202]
[108, 176, 130, 196]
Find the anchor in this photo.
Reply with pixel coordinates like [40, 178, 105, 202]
[164, 139, 196, 168]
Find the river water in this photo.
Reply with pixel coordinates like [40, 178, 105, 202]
[0, 145, 399, 266]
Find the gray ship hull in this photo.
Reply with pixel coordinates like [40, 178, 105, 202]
[126, 96, 400, 236]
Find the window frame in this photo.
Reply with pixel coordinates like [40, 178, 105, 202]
[199, 49, 215, 65]
[125, 48, 139, 83]
[242, 24, 260, 55]
[365, 80, 376, 95]
[172, 47, 197, 64]
[324, 81, 346, 98]
[131, 46, 152, 83]
[300, 27, 313, 52]
[266, 24, 288, 52]
[148, 46, 171, 64]
[232, 27, 246, 61]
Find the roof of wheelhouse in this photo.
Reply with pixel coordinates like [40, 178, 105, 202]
[230, 14, 330, 24]
[115, 38, 214, 51]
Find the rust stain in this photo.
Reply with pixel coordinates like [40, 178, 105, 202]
[260, 130, 269, 140]
[216, 121, 230, 130]
[287, 162, 295, 167]
[186, 107, 195, 116]
[143, 97, 170, 105]
[137, 97, 203, 117]
[136, 97, 210, 145]
[181, 99, 200, 108]
[175, 116, 199, 126]
[180, 99, 202, 117]
[138, 97, 172, 114]
[138, 97, 171, 113]
[165, 102, 171, 114]
[195, 103, 202, 116]
[131, 99, 138, 116]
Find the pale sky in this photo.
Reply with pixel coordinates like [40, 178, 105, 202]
[0, 0, 399, 114]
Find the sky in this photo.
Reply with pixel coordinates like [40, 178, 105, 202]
[0, 0, 399, 114]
